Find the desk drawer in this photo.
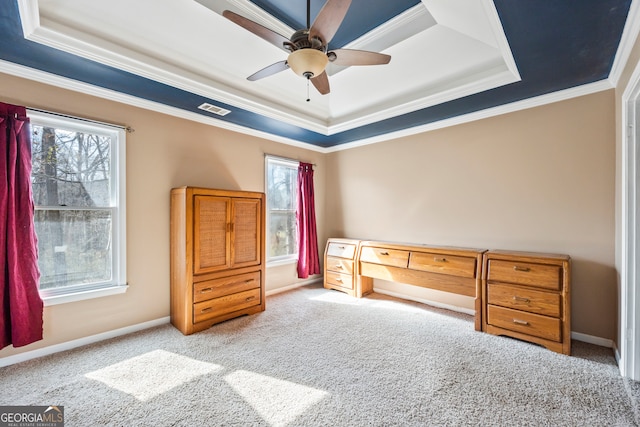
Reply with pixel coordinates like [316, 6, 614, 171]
[487, 282, 560, 317]
[487, 305, 561, 342]
[327, 242, 356, 259]
[487, 260, 561, 290]
[325, 271, 353, 290]
[193, 271, 260, 303]
[360, 246, 409, 268]
[409, 252, 476, 278]
[193, 288, 261, 323]
[326, 256, 354, 275]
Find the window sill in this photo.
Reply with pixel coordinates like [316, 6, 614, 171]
[41, 284, 129, 306]
[267, 258, 298, 268]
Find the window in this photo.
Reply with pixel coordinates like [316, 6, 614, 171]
[29, 111, 126, 304]
[265, 157, 298, 263]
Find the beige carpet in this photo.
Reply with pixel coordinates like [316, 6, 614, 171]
[1, 283, 638, 426]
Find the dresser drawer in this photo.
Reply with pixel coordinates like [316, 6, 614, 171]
[487, 282, 561, 317]
[487, 260, 561, 290]
[326, 256, 354, 275]
[193, 288, 261, 323]
[409, 252, 476, 278]
[360, 246, 410, 268]
[487, 305, 561, 342]
[325, 271, 354, 290]
[193, 271, 260, 303]
[327, 242, 356, 259]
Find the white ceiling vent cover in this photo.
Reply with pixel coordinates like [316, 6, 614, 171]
[198, 103, 231, 116]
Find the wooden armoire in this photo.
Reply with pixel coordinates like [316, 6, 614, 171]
[170, 187, 266, 335]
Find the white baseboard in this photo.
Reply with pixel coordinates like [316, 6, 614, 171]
[0, 316, 170, 368]
[613, 342, 622, 367]
[373, 287, 476, 316]
[266, 278, 322, 296]
[570, 331, 614, 348]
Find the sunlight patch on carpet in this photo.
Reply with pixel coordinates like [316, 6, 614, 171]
[309, 291, 363, 305]
[85, 349, 223, 401]
[310, 291, 429, 314]
[224, 370, 329, 426]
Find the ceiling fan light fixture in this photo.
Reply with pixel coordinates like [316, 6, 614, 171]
[287, 49, 328, 79]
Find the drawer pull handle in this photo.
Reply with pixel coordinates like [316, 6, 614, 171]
[201, 307, 213, 313]
[513, 296, 531, 303]
[245, 296, 256, 302]
[434, 257, 447, 263]
[513, 266, 531, 272]
[336, 278, 343, 283]
[513, 319, 529, 326]
[336, 265, 344, 269]
[379, 251, 390, 256]
[338, 246, 345, 249]
[245, 279, 255, 283]
[200, 288, 213, 294]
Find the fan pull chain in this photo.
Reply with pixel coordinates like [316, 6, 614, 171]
[306, 77, 310, 102]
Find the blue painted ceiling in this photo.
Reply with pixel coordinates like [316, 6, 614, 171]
[0, 0, 632, 148]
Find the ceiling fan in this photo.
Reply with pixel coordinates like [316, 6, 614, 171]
[223, 0, 391, 97]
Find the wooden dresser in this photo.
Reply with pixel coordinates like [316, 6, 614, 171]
[482, 250, 571, 355]
[324, 238, 366, 297]
[170, 187, 266, 335]
[324, 239, 485, 331]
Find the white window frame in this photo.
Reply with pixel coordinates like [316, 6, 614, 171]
[265, 156, 299, 266]
[29, 110, 127, 305]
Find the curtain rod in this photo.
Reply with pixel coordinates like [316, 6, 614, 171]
[264, 153, 316, 167]
[26, 107, 135, 133]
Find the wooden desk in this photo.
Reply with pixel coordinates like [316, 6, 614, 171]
[324, 239, 486, 331]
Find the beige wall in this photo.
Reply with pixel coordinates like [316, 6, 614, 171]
[0, 73, 325, 359]
[326, 90, 617, 340]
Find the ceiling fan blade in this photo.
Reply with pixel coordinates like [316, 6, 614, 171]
[247, 60, 289, 81]
[222, 10, 290, 52]
[309, 0, 352, 45]
[329, 49, 391, 66]
[311, 71, 330, 95]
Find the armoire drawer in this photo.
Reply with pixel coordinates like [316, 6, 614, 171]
[193, 271, 260, 303]
[487, 282, 561, 317]
[193, 288, 261, 323]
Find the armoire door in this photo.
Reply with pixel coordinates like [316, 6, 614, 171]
[230, 198, 261, 268]
[193, 196, 231, 274]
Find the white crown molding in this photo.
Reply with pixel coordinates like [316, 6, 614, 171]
[23, 17, 330, 135]
[0, 60, 328, 153]
[20, 0, 518, 136]
[16, 0, 39, 36]
[609, 0, 640, 86]
[225, 0, 294, 39]
[0, 59, 612, 155]
[481, 0, 520, 81]
[326, 80, 614, 152]
[328, 66, 519, 133]
[343, 3, 433, 51]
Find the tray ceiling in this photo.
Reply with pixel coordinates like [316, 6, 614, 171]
[0, 0, 633, 149]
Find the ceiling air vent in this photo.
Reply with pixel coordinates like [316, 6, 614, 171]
[198, 103, 231, 116]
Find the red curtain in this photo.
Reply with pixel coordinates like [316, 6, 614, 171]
[296, 162, 320, 278]
[0, 102, 43, 350]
